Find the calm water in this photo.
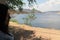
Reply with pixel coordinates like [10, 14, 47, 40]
[11, 13, 60, 29]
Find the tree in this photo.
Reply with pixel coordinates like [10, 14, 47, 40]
[0, 0, 36, 11]
[23, 13, 36, 26]
[22, 8, 37, 26]
[7, 0, 36, 11]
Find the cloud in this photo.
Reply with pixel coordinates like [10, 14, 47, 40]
[34, 0, 60, 12]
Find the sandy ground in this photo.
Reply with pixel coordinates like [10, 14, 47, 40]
[9, 22, 60, 40]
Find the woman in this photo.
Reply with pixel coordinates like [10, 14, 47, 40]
[0, 3, 14, 40]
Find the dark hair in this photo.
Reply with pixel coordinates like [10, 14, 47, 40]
[0, 4, 9, 34]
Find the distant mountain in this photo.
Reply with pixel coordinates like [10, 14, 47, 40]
[18, 9, 42, 14]
[9, 9, 42, 14]
[9, 9, 60, 14]
[44, 11, 60, 13]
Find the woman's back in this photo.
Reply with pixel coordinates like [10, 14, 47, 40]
[0, 31, 14, 40]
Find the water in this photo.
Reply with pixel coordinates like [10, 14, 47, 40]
[11, 12, 60, 29]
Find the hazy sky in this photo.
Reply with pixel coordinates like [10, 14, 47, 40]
[23, 0, 60, 12]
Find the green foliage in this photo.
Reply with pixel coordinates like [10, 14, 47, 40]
[32, 8, 36, 12]
[10, 19, 19, 23]
[7, 0, 36, 11]
[28, 13, 36, 20]
[22, 13, 36, 26]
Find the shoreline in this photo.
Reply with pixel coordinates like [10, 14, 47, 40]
[9, 22, 60, 40]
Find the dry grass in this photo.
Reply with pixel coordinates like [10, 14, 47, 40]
[9, 22, 60, 40]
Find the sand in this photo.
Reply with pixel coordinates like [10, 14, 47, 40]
[9, 22, 60, 40]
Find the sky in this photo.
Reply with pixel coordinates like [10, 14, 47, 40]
[23, 0, 60, 12]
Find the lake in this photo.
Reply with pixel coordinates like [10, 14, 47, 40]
[11, 12, 60, 29]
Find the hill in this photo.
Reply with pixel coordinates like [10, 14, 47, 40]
[9, 9, 42, 14]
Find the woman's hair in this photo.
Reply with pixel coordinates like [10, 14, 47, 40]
[0, 4, 9, 22]
[0, 3, 9, 34]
